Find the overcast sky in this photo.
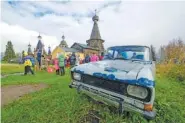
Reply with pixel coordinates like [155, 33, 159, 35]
[1, 1, 185, 53]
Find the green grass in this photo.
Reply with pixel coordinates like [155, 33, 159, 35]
[1, 64, 185, 123]
[154, 77, 185, 123]
[1, 64, 24, 74]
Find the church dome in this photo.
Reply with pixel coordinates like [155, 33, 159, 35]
[59, 34, 68, 47]
[92, 15, 99, 21]
[60, 41, 68, 47]
[37, 33, 42, 40]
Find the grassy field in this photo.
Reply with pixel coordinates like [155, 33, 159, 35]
[1, 64, 185, 123]
[1, 64, 24, 74]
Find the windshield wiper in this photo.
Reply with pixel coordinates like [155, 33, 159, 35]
[131, 59, 143, 62]
[114, 57, 128, 60]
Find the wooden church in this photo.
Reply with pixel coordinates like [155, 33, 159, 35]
[52, 10, 105, 59]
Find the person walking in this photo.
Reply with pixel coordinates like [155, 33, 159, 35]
[30, 55, 36, 73]
[23, 52, 34, 75]
[75, 54, 80, 66]
[69, 52, 76, 68]
[58, 53, 65, 76]
[53, 57, 59, 75]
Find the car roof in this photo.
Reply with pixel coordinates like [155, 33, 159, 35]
[108, 45, 150, 49]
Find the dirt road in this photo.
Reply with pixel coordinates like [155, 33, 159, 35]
[1, 83, 48, 106]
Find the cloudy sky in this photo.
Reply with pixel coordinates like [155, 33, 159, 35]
[1, 0, 185, 53]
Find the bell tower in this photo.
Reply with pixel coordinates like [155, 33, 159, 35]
[86, 10, 105, 54]
[59, 34, 68, 48]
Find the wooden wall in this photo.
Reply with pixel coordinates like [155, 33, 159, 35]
[51, 46, 85, 59]
[51, 46, 64, 59]
[83, 49, 99, 56]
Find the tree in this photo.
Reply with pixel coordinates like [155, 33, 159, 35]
[3, 41, 16, 61]
[165, 38, 185, 63]
[15, 52, 21, 58]
[150, 45, 156, 61]
[158, 46, 166, 62]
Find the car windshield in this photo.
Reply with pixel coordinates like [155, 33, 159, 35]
[104, 46, 150, 61]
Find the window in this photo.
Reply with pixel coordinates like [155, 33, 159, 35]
[104, 46, 150, 61]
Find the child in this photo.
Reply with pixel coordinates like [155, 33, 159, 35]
[53, 57, 59, 75]
[90, 53, 99, 62]
[58, 53, 65, 76]
[23, 52, 34, 75]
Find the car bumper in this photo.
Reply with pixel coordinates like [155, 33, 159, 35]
[69, 81, 156, 120]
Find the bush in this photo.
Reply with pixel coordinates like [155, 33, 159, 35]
[157, 64, 185, 82]
[167, 64, 185, 82]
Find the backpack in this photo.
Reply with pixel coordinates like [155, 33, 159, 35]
[24, 59, 32, 66]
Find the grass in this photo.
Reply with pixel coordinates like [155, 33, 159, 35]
[1, 64, 24, 74]
[1, 64, 185, 123]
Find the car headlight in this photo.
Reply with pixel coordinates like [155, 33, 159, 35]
[127, 85, 148, 99]
[73, 72, 81, 81]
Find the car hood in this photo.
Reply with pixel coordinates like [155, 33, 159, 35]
[72, 60, 145, 80]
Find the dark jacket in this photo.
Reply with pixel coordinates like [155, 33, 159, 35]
[69, 54, 76, 65]
[85, 55, 90, 63]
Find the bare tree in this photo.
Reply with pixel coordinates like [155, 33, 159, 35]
[150, 45, 156, 61]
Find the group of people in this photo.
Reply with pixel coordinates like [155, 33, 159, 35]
[22, 51, 104, 76]
[53, 52, 104, 75]
[53, 53, 66, 76]
[84, 53, 104, 63]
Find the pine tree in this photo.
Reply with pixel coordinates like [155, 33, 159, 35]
[150, 45, 156, 61]
[3, 41, 16, 61]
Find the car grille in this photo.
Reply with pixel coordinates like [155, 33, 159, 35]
[82, 74, 128, 95]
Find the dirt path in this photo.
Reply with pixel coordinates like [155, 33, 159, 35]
[1, 83, 48, 106]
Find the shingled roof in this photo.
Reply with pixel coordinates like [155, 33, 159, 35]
[59, 46, 80, 53]
[36, 40, 43, 51]
[72, 42, 99, 50]
[86, 10, 104, 54]
[90, 12, 102, 40]
[35, 34, 47, 55]
[76, 43, 91, 48]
